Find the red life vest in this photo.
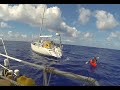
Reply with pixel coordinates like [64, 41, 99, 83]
[90, 59, 97, 67]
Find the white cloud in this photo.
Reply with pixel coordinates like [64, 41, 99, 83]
[6, 31, 32, 41]
[0, 4, 79, 38]
[111, 32, 118, 38]
[0, 22, 12, 28]
[21, 34, 27, 38]
[8, 31, 13, 37]
[14, 32, 20, 38]
[107, 31, 120, 41]
[106, 32, 120, 49]
[65, 39, 74, 42]
[81, 32, 93, 42]
[84, 32, 93, 38]
[106, 37, 111, 41]
[61, 32, 93, 45]
[62, 39, 75, 43]
[78, 8, 91, 24]
[60, 22, 80, 37]
[31, 34, 38, 39]
[95, 10, 119, 30]
[77, 7, 119, 30]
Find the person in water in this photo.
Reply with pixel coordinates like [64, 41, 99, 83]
[92, 56, 97, 63]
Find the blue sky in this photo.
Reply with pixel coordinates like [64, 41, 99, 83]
[0, 4, 120, 50]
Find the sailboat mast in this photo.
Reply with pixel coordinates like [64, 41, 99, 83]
[39, 7, 46, 40]
[59, 34, 62, 48]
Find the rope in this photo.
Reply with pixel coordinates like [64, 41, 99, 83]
[0, 38, 10, 68]
[0, 38, 8, 58]
[39, 7, 46, 38]
[45, 67, 55, 73]
[0, 64, 10, 71]
[47, 72, 52, 86]
[0, 53, 100, 86]
[85, 77, 96, 85]
[45, 67, 54, 86]
[43, 65, 47, 86]
[43, 66, 54, 86]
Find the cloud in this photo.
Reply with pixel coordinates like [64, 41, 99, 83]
[106, 31, 120, 49]
[0, 4, 79, 38]
[8, 31, 13, 37]
[106, 31, 120, 41]
[111, 32, 118, 38]
[31, 34, 38, 39]
[0, 22, 12, 28]
[95, 10, 119, 30]
[60, 22, 80, 37]
[6, 31, 32, 41]
[78, 8, 91, 24]
[61, 31, 93, 45]
[63, 39, 74, 43]
[77, 32, 93, 41]
[77, 7, 119, 30]
[21, 34, 27, 38]
[8, 31, 24, 38]
[81, 32, 93, 43]
[14, 32, 20, 38]
[84, 32, 93, 38]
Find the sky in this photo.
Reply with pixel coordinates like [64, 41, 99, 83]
[0, 4, 120, 50]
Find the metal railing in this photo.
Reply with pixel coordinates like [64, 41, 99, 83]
[0, 53, 100, 86]
[0, 38, 100, 86]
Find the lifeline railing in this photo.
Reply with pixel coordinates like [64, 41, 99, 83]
[0, 38, 100, 86]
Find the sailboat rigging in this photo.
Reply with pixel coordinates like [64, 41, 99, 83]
[31, 7, 63, 58]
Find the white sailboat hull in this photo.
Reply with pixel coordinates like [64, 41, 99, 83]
[31, 43, 62, 58]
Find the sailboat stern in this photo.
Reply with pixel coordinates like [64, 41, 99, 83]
[49, 47, 62, 58]
[31, 42, 62, 58]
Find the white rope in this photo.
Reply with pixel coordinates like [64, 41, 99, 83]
[0, 53, 22, 62]
[47, 72, 52, 86]
[43, 68, 47, 86]
[0, 38, 10, 69]
[0, 64, 10, 71]
[0, 53, 100, 86]
[0, 38, 8, 57]
[0, 64, 19, 80]
[39, 7, 46, 38]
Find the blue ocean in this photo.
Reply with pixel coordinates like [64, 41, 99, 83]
[0, 41, 120, 86]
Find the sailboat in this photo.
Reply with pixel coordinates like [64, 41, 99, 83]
[0, 38, 99, 86]
[31, 8, 63, 58]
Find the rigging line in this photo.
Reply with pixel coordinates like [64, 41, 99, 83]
[0, 64, 10, 71]
[0, 38, 10, 68]
[47, 72, 52, 86]
[0, 38, 8, 59]
[43, 65, 48, 86]
[0, 53, 100, 86]
[0, 64, 21, 80]
[39, 7, 46, 39]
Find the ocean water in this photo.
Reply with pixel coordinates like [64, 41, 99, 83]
[0, 41, 120, 86]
